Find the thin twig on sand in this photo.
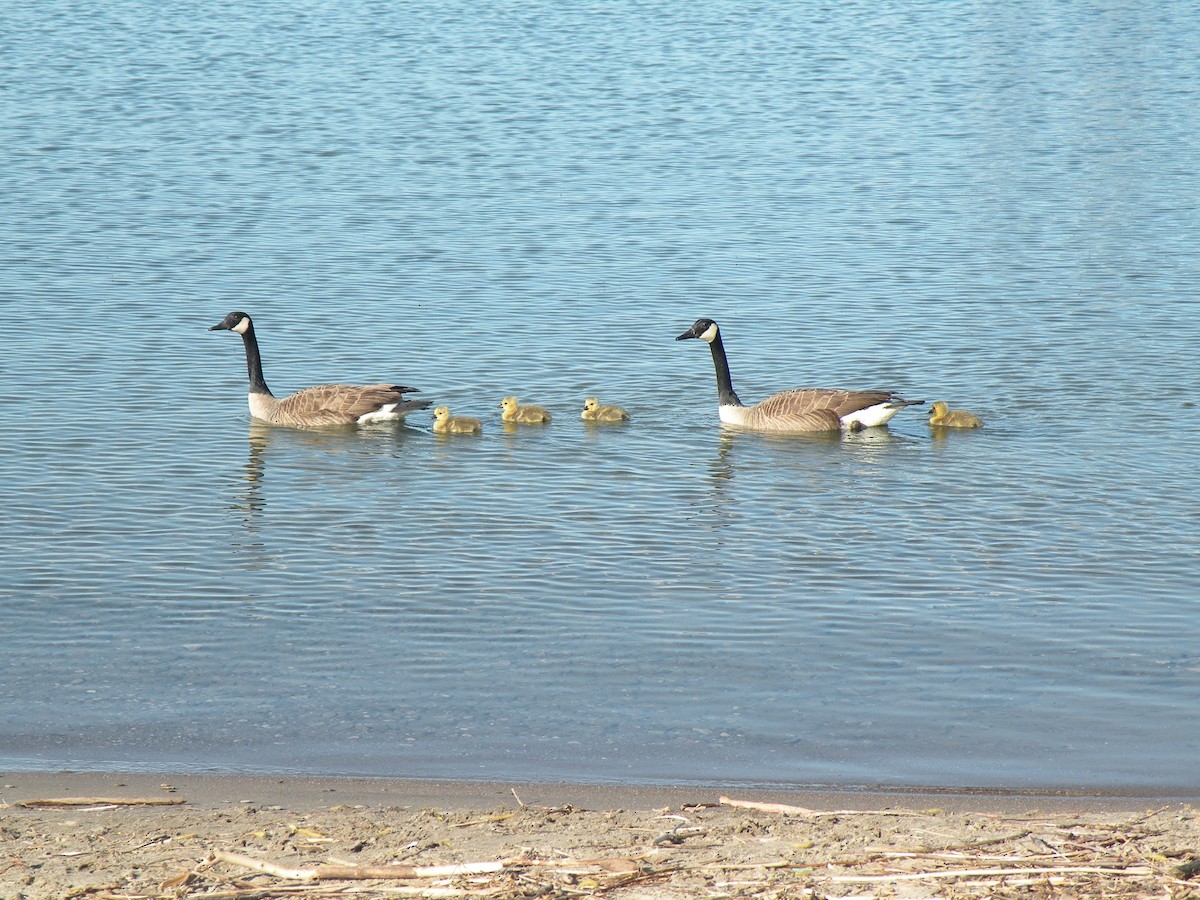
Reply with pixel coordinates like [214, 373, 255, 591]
[213, 848, 514, 880]
[17, 796, 187, 808]
[212, 848, 645, 882]
[831, 863, 1155, 883]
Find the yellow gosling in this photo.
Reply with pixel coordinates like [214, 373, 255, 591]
[432, 405, 482, 434]
[499, 395, 552, 424]
[581, 396, 630, 422]
[929, 401, 984, 428]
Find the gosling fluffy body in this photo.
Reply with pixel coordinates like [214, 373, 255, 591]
[500, 396, 552, 424]
[581, 397, 630, 422]
[432, 406, 482, 434]
[209, 311, 430, 428]
[929, 401, 984, 428]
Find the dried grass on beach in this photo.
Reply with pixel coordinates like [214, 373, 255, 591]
[4, 788, 1200, 899]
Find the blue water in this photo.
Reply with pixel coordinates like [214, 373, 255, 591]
[2, 1, 1199, 794]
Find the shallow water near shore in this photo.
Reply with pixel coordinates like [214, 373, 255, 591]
[2, 1, 1200, 793]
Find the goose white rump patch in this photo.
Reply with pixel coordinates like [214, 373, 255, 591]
[840, 401, 905, 429]
[357, 403, 406, 424]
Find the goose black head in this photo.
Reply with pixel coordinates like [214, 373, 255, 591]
[676, 318, 719, 343]
[209, 311, 253, 334]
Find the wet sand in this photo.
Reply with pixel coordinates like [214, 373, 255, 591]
[3, 772, 1198, 898]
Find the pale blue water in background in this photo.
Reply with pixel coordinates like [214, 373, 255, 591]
[2, 1, 1199, 794]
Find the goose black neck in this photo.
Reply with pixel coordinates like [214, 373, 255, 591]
[239, 322, 274, 397]
[708, 331, 743, 407]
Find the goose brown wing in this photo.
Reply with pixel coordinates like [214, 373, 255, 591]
[757, 388, 891, 416]
[740, 391, 837, 431]
[743, 388, 905, 432]
[277, 383, 425, 426]
[824, 389, 894, 417]
[742, 406, 842, 432]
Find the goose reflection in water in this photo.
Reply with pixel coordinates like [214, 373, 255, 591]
[705, 426, 909, 493]
[231, 421, 419, 528]
[232, 422, 270, 524]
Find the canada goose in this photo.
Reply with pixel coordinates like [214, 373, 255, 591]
[209, 311, 431, 428]
[432, 405, 482, 434]
[676, 318, 923, 432]
[929, 401, 983, 428]
[499, 396, 552, 424]
[581, 396, 630, 422]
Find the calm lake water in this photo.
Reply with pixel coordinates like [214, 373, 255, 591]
[3, 1, 1199, 795]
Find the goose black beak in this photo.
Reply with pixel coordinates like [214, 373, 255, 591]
[209, 322, 229, 331]
[675, 329, 696, 341]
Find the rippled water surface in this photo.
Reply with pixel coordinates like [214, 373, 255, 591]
[3, 1, 1199, 793]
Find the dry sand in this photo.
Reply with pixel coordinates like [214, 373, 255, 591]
[2, 772, 1198, 899]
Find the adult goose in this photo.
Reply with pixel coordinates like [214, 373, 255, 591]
[676, 317, 923, 432]
[209, 311, 431, 428]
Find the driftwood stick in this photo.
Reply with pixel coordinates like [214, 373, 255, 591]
[172, 891, 492, 900]
[719, 796, 818, 816]
[529, 856, 642, 873]
[212, 849, 317, 879]
[17, 796, 186, 808]
[213, 848, 520, 880]
[159, 891, 296, 900]
[353, 891, 500, 899]
[831, 864, 1155, 883]
[450, 813, 515, 828]
[313, 861, 509, 879]
[699, 860, 793, 871]
[719, 796, 920, 818]
[213, 848, 647, 882]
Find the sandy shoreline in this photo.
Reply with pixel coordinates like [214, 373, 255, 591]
[3, 772, 1199, 898]
[6, 770, 1192, 814]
